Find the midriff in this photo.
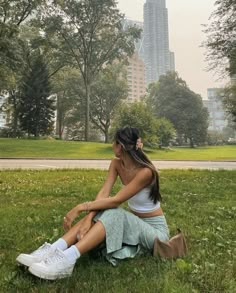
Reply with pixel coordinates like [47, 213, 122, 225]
[130, 207, 163, 218]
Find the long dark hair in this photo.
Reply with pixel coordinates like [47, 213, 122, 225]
[114, 127, 161, 203]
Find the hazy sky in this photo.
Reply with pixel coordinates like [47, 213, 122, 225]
[117, 0, 225, 99]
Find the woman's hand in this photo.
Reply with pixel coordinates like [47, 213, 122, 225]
[63, 204, 82, 231]
[76, 215, 94, 240]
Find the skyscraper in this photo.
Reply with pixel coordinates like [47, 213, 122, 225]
[144, 0, 174, 84]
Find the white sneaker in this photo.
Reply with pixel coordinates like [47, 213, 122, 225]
[28, 248, 75, 280]
[16, 242, 54, 267]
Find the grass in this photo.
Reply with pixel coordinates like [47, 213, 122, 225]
[0, 169, 235, 292]
[0, 138, 236, 160]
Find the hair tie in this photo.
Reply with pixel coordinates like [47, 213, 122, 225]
[136, 138, 143, 150]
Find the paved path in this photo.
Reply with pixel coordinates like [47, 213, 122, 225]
[1, 159, 236, 170]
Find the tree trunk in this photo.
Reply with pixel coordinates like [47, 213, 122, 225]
[12, 93, 18, 138]
[58, 118, 62, 139]
[190, 138, 194, 148]
[57, 111, 63, 139]
[12, 109, 18, 138]
[85, 83, 90, 141]
[105, 126, 109, 143]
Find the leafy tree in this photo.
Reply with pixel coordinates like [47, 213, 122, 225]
[51, 67, 83, 139]
[147, 72, 209, 147]
[2, 21, 69, 137]
[0, 0, 44, 89]
[0, 1, 41, 134]
[90, 63, 128, 143]
[204, 0, 236, 76]
[207, 130, 224, 145]
[221, 125, 236, 141]
[155, 118, 176, 147]
[204, 1, 236, 122]
[38, 0, 141, 140]
[111, 102, 158, 143]
[0, 4, 63, 136]
[19, 53, 55, 137]
[222, 83, 236, 123]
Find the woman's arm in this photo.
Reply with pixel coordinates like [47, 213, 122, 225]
[63, 159, 118, 230]
[84, 159, 119, 220]
[64, 167, 152, 227]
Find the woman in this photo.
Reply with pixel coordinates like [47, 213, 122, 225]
[16, 127, 169, 280]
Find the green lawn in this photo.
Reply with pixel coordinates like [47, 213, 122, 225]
[0, 138, 236, 160]
[0, 169, 235, 292]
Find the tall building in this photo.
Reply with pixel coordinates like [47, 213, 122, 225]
[169, 51, 175, 71]
[144, 0, 174, 84]
[124, 19, 146, 102]
[127, 52, 146, 102]
[203, 88, 228, 131]
[123, 19, 145, 61]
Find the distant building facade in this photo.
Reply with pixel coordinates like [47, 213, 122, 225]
[0, 95, 7, 128]
[124, 19, 145, 61]
[169, 51, 175, 71]
[143, 0, 175, 84]
[203, 88, 228, 131]
[124, 19, 146, 102]
[124, 2, 175, 102]
[127, 52, 146, 102]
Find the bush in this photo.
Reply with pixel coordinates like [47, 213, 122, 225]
[227, 138, 236, 145]
[0, 127, 25, 138]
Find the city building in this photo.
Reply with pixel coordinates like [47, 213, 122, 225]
[203, 88, 228, 131]
[127, 52, 146, 102]
[143, 0, 175, 84]
[169, 51, 175, 71]
[124, 19, 146, 102]
[0, 95, 7, 128]
[124, 19, 145, 61]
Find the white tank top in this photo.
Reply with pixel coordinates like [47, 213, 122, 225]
[128, 186, 160, 213]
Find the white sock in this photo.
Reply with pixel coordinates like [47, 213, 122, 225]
[63, 245, 81, 264]
[51, 238, 68, 251]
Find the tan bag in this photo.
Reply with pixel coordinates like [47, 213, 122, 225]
[153, 229, 187, 259]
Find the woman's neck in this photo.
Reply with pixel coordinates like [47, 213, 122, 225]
[121, 156, 140, 172]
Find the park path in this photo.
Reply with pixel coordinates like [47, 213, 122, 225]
[0, 159, 236, 170]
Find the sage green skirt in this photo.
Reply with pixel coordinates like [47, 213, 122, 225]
[93, 208, 169, 266]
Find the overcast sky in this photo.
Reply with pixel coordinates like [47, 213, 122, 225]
[117, 0, 225, 99]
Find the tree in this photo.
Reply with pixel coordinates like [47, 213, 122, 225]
[207, 130, 224, 145]
[147, 72, 209, 147]
[51, 67, 83, 139]
[39, 0, 141, 140]
[204, 0, 236, 76]
[19, 53, 55, 137]
[90, 63, 128, 143]
[0, 0, 44, 89]
[222, 83, 236, 123]
[155, 118, 176, 147]
[111, 102, 158, 143]
[204, 1, 236, 122]
[0, 2, 63, 137]
[0, 1, 43, 136]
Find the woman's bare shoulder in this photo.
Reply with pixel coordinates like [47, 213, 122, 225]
[135, 167, 153, 184]
[108, 157, 121, 171]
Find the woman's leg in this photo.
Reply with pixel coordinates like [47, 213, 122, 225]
[62, 220, 93, 246]
[60, 219, 105, 254]
[28, 221, 106, 280]
[74, 221, 105, 254]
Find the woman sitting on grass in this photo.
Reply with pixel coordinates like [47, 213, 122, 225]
[16, 126, 169, 280]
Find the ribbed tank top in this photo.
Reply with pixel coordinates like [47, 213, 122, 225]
[128, 186, 160, 213]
